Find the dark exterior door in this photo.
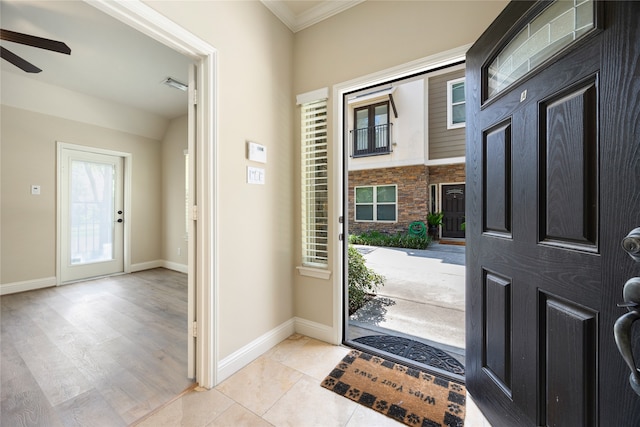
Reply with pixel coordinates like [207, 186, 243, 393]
[441, 184, 465, 239]
[466, 1, 640, 426]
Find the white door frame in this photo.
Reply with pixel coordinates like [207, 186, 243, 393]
[332, 46, 470, 345]
[88, 0, 218, 388]
[56, 142, 132, 283]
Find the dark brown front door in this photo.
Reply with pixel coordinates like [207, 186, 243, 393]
[466, 1, 640, 426]
[441, 184, 465, 239]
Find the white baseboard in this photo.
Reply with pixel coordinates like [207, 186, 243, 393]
[294, 317, 338, 344]
[162, 260, 188, 274]
[131, 260, 187, 274]
[130, 260, 163, 272]
[216, 317, 339, 384]
[1, 261, 186, 296]
[217, 318, 296, 383]
[0, 277, 56, 295]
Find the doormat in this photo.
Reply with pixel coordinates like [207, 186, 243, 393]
[439, 240, 466, 246]
[322, 350, 466, 427]
[353, 335, 465, 375]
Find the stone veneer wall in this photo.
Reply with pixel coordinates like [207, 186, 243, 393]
[428, 163, 466, 185]
[348, 165, 429, 235]
[348, 163, 466, 236]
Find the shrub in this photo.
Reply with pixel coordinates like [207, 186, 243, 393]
[348, 245, 384, 315]
[348, 230, 431, 250]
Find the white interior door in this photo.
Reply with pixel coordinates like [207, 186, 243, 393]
[60, 147, 124, 283]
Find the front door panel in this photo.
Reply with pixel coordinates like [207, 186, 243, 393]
[441, 184, 465, 238]
[466, 1, 640, 425]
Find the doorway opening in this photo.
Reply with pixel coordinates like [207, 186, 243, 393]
[341, 60, 467, 382]
[88, 0, 218, 389]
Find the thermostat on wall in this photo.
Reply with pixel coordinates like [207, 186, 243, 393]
[247, 141, 267, 163]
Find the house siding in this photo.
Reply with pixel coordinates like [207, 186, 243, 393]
[428, 69, 466, 160]
[349, 165, 429, 235]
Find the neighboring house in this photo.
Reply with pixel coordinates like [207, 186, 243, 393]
[347, 65, 466, 239]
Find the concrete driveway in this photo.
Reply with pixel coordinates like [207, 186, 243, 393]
[348, 243, 466, 353]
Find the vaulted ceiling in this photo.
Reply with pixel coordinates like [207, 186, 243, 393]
[0, 1, 361, 120]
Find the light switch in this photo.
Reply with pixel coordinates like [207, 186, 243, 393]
[247, 166, 265, 185]
[31, 185, 41, 195]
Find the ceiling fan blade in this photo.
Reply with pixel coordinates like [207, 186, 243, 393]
[0, 46, 42, 73]
[1, 29, 71, 55]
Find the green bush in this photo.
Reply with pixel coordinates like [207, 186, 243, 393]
[427, 211, 444, 227]
[348, 245, 384, 315]
[348, 230, 431, 249]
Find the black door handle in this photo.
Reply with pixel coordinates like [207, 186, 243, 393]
[622, 227, 640, 262]
[614, 277, 640, 396]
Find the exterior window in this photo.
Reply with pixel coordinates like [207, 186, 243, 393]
[429, 184, 438, 213]
[447, 78, 466, 129]
[352, 101, 392, 157]
[300, 98, 328, 267]
[355, 185, 397, 222]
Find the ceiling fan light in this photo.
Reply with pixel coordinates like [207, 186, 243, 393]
[162, 77, 188, 91]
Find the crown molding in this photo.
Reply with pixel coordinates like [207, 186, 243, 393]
[261, 0, 365, 32]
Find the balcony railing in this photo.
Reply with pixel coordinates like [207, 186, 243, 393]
[350, 123, 393, 157]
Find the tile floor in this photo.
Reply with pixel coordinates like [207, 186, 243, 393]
[133, 334, 492, 426]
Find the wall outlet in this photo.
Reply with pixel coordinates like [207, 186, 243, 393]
[31, 185, 41, 195]
[177, 247, 182, 256]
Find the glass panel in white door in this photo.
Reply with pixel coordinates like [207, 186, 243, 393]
[61, 149, 124, 283]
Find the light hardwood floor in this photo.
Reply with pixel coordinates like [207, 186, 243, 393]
[1, 268, 194, 426]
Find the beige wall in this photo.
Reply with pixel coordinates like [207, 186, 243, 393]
[146, 1, 295, 359]
[0, 105, 163, 284]
[292, 1, 508, 326]
[161, 115, 188, 268]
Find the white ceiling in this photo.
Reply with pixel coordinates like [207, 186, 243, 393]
[261, 0, 365, 32]
[0, 1, 360, 120]
[1, 0, 192, 120]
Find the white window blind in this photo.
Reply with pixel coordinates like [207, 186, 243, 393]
[301, 99, 328, 267]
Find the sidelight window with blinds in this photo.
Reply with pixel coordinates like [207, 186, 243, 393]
[299, 93, 329, 267]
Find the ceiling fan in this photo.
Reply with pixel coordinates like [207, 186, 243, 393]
[0, 29, 71, 74]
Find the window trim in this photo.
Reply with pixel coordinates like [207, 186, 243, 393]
[354, 184, 398, 223]
[447, 77, 466, 129]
